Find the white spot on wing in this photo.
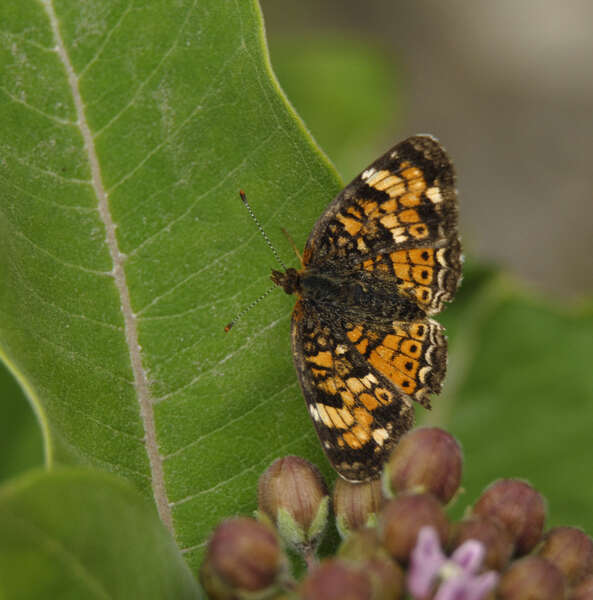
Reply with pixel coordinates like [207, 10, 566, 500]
[309, 405, 320, 421]
[436, 248, 448, 266]
[419, 366, 432, 383]
[361, 167, 376, 181]
[361, 373, 378, 388]
[426, 187, 443, 204]
[394, 232, 408, 243]
[372, 428, 389, 446]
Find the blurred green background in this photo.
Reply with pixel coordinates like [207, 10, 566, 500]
[2, 0, 592, 534]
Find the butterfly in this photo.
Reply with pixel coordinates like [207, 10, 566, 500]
[271, 135, 462, 481]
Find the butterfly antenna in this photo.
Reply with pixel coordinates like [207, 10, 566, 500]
[239, 190, 287, 270]
[225, 190, 288, 332]
[224, 285, 276, 332]
[280, 227, 303, 265]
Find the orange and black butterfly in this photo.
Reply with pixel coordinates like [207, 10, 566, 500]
[270, 136, 462, 481]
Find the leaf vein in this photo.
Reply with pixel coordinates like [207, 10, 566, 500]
[78, 2, 133, 79]
[5, 221, 113, 276]
[152, 312, 288, 405]
[0, 86, 75, 126]
[42, 0, 172, 531]
[0, 173, 97, 212]
[163, 381, 297, 460]
[170, 431, 311, 509]
[92, 0, 199, 139]
[105, 43, 244, 194]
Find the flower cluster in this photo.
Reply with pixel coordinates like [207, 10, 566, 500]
[200, 427, 593, 599]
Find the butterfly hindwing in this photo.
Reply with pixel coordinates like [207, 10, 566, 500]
[344, 318, 447, 410]
[291, 301, 420, 481]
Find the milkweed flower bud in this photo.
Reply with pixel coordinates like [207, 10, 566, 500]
[200, 517, 283, 599]
[337, 526, 405, 599]
[383, 427, 463, 504]
[472, 478, 546, 555]
[538, 526, 593, 585]
[258, 456, 329, 554]
[199, 560, 236, 600]
[378, 492, 449, 563]
[299, 559, 373, 600]
[497, 555, 566, 600]
[365, 554, 405, 600]
[450, 515, 514, 571]
[333, 477, 384, 538]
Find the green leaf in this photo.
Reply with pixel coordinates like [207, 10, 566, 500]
[0, 361, 43, 482]
[0, 0, 341, 570]
[0, 468, 201, 599]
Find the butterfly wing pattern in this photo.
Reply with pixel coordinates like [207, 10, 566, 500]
[272, 135, 462, 481]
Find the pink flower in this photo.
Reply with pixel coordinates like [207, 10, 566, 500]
[408, 526, 499, 600]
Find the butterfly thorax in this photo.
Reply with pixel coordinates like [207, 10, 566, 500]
[272, 266, 425, 324]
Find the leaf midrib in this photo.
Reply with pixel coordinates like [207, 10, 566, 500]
[41, 0, 172, 533]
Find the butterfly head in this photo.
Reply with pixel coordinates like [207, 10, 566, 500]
[271, 268, 301, 295]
